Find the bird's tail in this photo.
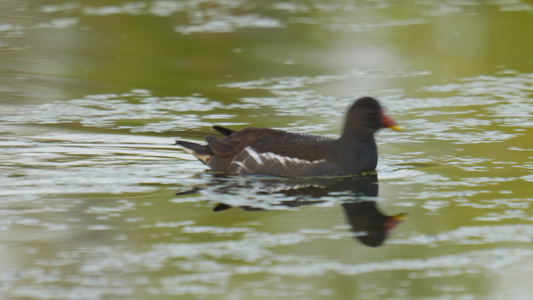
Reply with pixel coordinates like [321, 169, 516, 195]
[174, 140, 211, 163]
[212, 125, 235, 136]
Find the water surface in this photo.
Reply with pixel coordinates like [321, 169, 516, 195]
[1, 1, 533, 299]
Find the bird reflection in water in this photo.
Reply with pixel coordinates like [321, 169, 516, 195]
[177, 174, 405, 247]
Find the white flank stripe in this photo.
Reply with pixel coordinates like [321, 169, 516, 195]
[268, 152, 326, 165]
[244, 147, 326, 166]
[231, 146, 331, 176]
[244, 147, 263, 165]
[233, 161, 250, 172]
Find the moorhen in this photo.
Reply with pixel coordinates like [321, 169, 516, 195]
[175, 97, 401, 177]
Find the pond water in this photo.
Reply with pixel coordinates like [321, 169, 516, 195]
[1, 0, 533, 299]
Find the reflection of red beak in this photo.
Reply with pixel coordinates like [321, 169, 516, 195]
[379, 109, 402, 131]
[385, 213, 407, 234]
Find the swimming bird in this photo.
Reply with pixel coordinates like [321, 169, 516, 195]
[175, 97, 401, 177]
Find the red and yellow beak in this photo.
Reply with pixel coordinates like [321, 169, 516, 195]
[379, 109, 402, 131]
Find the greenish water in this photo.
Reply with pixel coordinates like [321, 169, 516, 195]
[1, 1, 533, 299]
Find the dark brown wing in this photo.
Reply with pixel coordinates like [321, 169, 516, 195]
[208, 127, 332, 161]
[204, 127, 345, 176]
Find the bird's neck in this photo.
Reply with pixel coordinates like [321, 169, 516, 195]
[336, 132, 378, 173]
[339, 130, 376, 143]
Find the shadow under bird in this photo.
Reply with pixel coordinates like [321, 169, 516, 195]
[175, 97, 401, 177]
